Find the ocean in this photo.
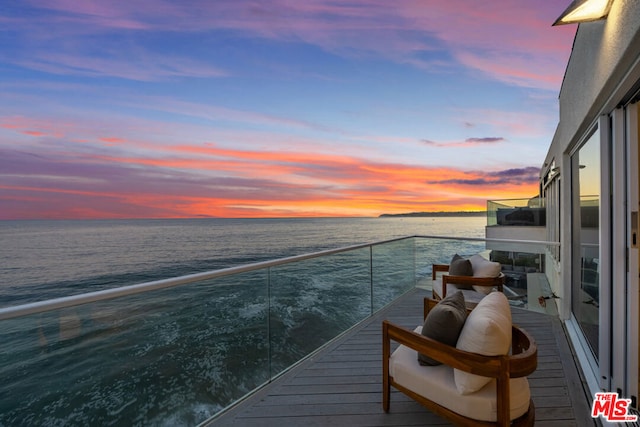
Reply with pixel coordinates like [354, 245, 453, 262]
[0, 217, 486, 308]
[0, 216, 486, 426]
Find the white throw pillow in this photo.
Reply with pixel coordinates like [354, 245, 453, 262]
[454, 292, 512, 394]
[469, 254, 501, 294]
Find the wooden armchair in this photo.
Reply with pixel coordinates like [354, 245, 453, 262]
[383, 296, 537, 427]
[432, 263, 505, 307]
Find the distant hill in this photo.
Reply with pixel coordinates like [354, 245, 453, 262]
[379, 211, 485, 218]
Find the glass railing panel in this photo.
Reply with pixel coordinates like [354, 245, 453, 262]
[487, 197, 545, 226]
[267, 247, 371, 375]
[487, 201, 501, 226]
[0, 235, 562, 426]
[371, 238, 416, 311]
[414, 237, 487, 283]
[0, 270, 269, 426]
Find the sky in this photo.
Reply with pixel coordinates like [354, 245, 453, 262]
[0, 1, 577, 219]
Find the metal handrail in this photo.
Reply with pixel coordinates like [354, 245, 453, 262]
[0, 235, 559, 321]
[414, 235, 559, 246]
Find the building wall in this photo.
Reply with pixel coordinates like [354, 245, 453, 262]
[543, 1, 640, 320]
[545, 0, 640, 168]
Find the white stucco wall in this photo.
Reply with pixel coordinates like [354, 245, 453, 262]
[545, 0, 640, 166]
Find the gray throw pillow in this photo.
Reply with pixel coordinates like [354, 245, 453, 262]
[449, 254, 473, 276]
[418, 291, 467, 366]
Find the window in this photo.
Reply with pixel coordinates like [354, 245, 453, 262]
[571, 130, 601, 359]
[543, 162, 561, 261]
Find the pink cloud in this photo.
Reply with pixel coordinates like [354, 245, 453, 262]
[99, 137, 127, 145]
[23, 0, 159, 30]
[457, 108, 555, 138]
[22, 130, 46, 137]
[0, 123, 20, 130]
[0, 116, 72, 140]
[455, 51, 562, 90]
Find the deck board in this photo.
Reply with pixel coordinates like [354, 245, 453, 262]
[210, 288, 596, 426]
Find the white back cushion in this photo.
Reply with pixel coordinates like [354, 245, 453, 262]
[454, 292, 512, 394]
[469, 254, 501, 277]
[468, 254, 502, 294]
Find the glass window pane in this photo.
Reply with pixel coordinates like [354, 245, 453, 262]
[572, 131, 601, 359]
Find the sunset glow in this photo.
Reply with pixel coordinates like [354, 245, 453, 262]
[0, 1, 576, 219]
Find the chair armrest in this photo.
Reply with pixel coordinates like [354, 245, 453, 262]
[443, 273, 505, 292]
[383, 320, 505, 378]
[510, 326, 538, 377]
[383, 319, 537, 378]
[423, 297, 438, 319]
[432, 264, 449, 280]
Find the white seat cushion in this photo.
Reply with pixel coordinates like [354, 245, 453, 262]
[389, 329, 530, 422]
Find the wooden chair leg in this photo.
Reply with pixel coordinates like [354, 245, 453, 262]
[382, 321, 391, 412]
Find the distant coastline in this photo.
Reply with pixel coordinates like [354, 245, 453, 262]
[379, 211, 485, 218]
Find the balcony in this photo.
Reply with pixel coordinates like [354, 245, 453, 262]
[214, 288, 594, 426]
[0, 236, 590, 426]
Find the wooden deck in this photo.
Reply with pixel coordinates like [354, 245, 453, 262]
[211, 288, 596, 426]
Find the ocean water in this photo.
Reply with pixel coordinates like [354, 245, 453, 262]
[0, 217, 485, 426]
[0, 217, 485, 308]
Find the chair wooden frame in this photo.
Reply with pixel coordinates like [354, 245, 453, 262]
[432, 264, 505, 300]
[382, 298, 537, 427]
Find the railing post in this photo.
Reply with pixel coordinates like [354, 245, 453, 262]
[412, 237, 417, 288]
[369, 245, 374, 315]
[267, 266, 272, 381]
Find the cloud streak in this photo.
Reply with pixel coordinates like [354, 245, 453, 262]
[0, 143, 541, 219]
[422, 137, 505, 147]
[428, 167, 540, 186]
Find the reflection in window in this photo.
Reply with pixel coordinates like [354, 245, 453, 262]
[571, 131, 600, 359]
